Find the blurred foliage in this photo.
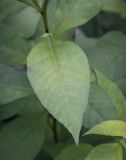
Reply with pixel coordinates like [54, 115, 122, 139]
[0, 0, 126, 160]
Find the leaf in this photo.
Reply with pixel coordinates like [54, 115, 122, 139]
[0, 109, 46, 160]
[85, 143, 123, 160]
[0, 64, 32, 105]
[84, 120, 126, 139]
[0, 25, 31, 65]
[94, 69, 126, 121]
[82, 31, 126, 128]
[83, 84, 117, 128]
[55, 144, 93, 160]
[4, 6, 41, 38]
[47, 0, 102, 37]
[43, 144, 70, 158]
[88, 31, 126, 81]
[0, 0, 25, 21]
[0, 95, 43, 121]
[102, 0, 126, 17]
[27, 35, 90, 144]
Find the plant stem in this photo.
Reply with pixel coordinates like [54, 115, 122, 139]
[52, 118, 58, 143]
[41, 0, 49, 33]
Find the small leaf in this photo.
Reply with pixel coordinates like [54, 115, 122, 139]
[85, 143, 123, 160]
[27, 35, 90, 144]
[84, 120, 126, 138]
[0, 64, 32, 105]
[55, 144, 93, 160]
[94, 69, 126, 121]
[47, 0, 102, 37]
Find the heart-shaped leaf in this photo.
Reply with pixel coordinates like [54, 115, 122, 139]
[27, 35, 90, 144]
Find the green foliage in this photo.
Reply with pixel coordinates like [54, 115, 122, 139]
[0, 64, 32, 105]
[83, 84, 117, 128]
[27, 35, 90, 144]
[47, 0, 102, 37]
[55, 144, 93, 160]
[94, 69, 126, 120]
[85, 120, 126, 138]
[85, 143, 123, 160]
[0, 0, 126, 160]
[0, 107, 46, 160]
[0, 25, 31, 65]
[102, 0, 126, 17]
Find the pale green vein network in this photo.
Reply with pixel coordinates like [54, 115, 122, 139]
[27, 35, 90, 144]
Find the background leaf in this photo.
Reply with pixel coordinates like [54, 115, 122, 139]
[0, 25, 31, 65]
[47, 0, 102, 37]
[4, 7, 41, 38]
[87, 31, 126, 82]
[94, 69, 126, 121]
[79, 31, 126, 128]
[0, 106, 46, 160]
[55, 144, 93, 160]
[85, 143, 123, 160]
[83, 84, 117, 128]
[0, 64, 32, 105]
[85, 120, 126, 139]
[102, 0, 126, 17]
[0, 0, 25, 21]
[0, 95, 43, 121]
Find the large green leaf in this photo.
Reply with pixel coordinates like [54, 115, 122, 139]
[0, 25, 31, 65]
[94, 69, 126, 121]
[84, 120, 126, 138]
[0, 108, 46, 160]
[47, 0, 102, 37]
[85, 143, 123, 160]
[0, 64, 32, 105]
[55, 144, 93, 160]
[27, 35, 90, 144]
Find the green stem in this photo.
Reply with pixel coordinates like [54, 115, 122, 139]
[31, 0, 42, 12]
[52, 118, 58, 143]
[41, 0, 49, 33]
